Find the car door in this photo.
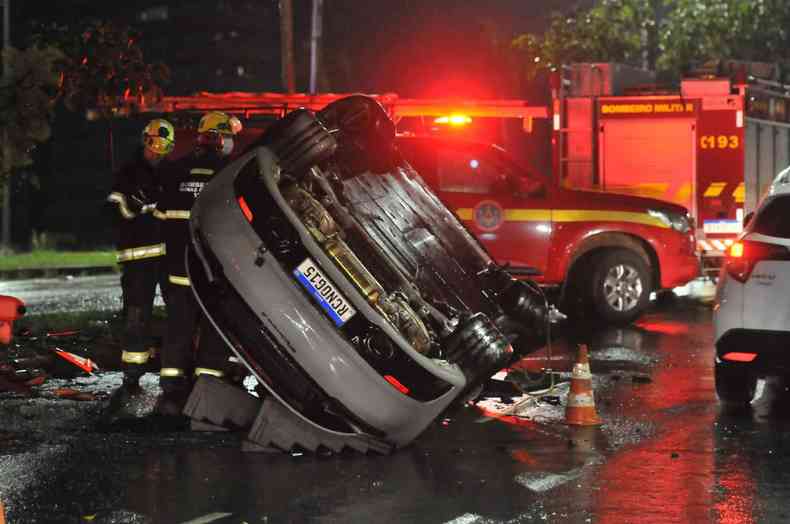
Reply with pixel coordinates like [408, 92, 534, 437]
[399, 137, 551, 278]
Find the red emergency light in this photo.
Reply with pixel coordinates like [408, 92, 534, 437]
[434, 115, 472, 126]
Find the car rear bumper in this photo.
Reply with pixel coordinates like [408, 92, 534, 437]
[716, 328, 790, 374]
[187, 149, 465, 447]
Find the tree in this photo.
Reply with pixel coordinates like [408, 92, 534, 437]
[0, 21, 170, 250]
[513, 0, 790, 79]
[0, 45, 62, 250]
[0, 46, 63, 179]
[512, 0, 656, 79]
[32, 21, 170, 117]
[659, 0, 790, 74]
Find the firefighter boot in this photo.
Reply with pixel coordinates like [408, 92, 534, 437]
[120, 306, 152, 388]
[103, 366, 148, 422]
[155, 373, 192, 418]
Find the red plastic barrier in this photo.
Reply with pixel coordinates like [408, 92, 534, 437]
[0, 295, 26, 345]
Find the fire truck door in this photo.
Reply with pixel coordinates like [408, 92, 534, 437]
[600, 119, 696, 215]
[434, 143, 551, 277]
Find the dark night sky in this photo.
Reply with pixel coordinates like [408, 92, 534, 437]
[13, 0, 589, 97]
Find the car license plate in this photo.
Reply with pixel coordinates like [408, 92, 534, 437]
[294, 258, 357, 327]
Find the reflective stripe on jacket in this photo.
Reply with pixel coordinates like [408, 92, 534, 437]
[116, 243, 166, 263]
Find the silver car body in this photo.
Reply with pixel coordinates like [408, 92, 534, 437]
[188, 146, 498, 446]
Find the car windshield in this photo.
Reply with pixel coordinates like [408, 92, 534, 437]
[753, 195, 790, 238]
[419, 140, 544, 194]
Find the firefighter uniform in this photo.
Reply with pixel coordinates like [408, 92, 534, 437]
[107, 148, 169, 387]
[155, 113, 240, 412]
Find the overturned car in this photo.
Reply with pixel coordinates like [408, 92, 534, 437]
[186, 96, 551, 451]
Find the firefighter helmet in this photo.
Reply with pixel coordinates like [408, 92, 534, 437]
[198, 111, 240, 136]
[142, 119, 175, 156]
[229, 115, 243, 135]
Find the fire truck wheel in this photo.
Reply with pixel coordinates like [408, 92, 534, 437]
[588, 249, 651, 325]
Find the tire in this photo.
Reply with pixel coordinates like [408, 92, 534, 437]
[587, 249, 652, 325]
[263, 109, 337, 177]
[715, 361, 757, 405]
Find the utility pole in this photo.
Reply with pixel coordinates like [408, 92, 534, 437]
[279, 0, 295, 93]
[309, 0, 324, 94]
[1, 0, 11, 251]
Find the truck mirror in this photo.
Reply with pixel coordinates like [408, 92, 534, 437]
[743, 211, 754, 226]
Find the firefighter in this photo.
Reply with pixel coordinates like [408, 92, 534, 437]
[106, 118, 174, 397]
[154, 111, 241, 416]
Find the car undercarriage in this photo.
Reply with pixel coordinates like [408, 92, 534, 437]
[187, 95, 552, 451]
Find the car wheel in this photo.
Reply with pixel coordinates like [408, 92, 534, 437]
[588, 249, 651, 325]
[715, 361, 757, 405]
[263, 109, 337, 177]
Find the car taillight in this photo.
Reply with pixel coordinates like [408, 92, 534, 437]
[725, 240, 790, 283]
[238, 196, 253, 222]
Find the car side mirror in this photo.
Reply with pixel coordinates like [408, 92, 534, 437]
[743, 211, 754, 227]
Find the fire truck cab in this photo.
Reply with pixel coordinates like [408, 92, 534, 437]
[396, 134, 698, 325]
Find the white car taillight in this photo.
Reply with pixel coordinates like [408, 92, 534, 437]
[725, 240, 790, 283]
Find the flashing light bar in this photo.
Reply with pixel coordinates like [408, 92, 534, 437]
[434, 115, 472, 126]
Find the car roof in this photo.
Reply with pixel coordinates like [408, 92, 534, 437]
[768, 165, 790, 197]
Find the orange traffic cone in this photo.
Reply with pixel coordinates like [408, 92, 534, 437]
[565, 344, 602, 426]
[1, 499, 6, 524]
[53, 348, 99, 374]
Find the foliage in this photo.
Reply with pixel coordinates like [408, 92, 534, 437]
[513, 0, 655, 78]
[0, 46, 63, 178]
[0, 22, 169, 184]
[31, 21, 170, 117]
[659, 0, 790, 74]
[514, 0, 790, 78]
[0, 249, 116, 271]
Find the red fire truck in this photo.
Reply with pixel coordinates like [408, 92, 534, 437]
[143, 89, 700, 324]
[554, 63, 747, 274]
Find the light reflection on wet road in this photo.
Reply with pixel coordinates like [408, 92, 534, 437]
[3, 278, 790, 523]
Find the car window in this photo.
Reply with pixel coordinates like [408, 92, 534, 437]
[753, 195, 790, 238]
[437, 148, 507, 194]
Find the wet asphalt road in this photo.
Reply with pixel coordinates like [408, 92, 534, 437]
[0, 274, 163, 315]
[2, 277, 790, 523]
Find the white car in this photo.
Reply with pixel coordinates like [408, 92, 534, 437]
[713, 167, 790, 404]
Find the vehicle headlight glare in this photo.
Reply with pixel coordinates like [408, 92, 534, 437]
[648, 209, 690, 233]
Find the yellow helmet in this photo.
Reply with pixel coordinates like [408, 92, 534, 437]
[198, 111, 240, 136]
[142, 119, 175, 156]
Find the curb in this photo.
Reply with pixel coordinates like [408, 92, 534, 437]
[0, 265, 119, 281]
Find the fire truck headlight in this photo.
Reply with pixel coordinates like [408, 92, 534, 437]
[648, 209, 691, 234]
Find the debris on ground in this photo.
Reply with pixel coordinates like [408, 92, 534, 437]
[53, 348, 99, 374]
[53, 388, 97, 402]
[631, 373, 653, 384]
